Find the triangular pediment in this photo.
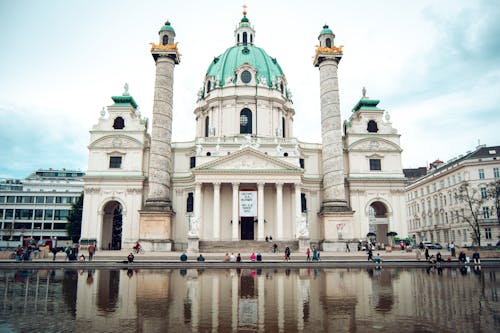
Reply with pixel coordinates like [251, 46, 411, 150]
[194, 147, 302, 174]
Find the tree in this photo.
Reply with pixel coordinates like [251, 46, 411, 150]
[455, 181, 491, 246]
[66, 194, 84, 243]
[487, 179, 500, 224]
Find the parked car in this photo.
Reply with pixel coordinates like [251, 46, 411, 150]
[422, 242, 443, 249]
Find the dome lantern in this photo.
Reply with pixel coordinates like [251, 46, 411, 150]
[234, 6, 255, 46]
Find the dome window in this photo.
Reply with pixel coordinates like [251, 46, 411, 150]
[326, 38, 332, 48]
[162, 35, 169, 45]
[250, 34, 253, 44]
[205, 116, 210, 137]
[243, 32, 248, 45]
[237, 34, 240, 43]
[280, 82, 284, 93]
[207, 80, 211, 93]
[241, 70, 252, 84]
[113, 117, 125, 130]
[240, 108, 252, 134]
[367, 120, 379, 133]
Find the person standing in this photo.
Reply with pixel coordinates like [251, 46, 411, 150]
[284, 246, 291, 261]
[306, 247, 311, 261]
[425, 247, 430, 261]
[88, 243, 96, 262]
[127, 253, 134, 263]
[449, 241, 456, 257]
[367, 248, 373, 261]
[346, 242, 350, 252]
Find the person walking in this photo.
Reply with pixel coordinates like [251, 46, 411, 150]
[306, 247, 311, 261]
[346, 242, 350, 252]
[367, 248, 373, 261]
[88, 243, 96, 262]
[284, 246, 291, 261]
[425, 247, 430, 261]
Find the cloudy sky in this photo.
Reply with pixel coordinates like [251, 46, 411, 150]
[1, 0, 499, 179]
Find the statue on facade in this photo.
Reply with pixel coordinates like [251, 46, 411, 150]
[188, 216, 199, 237]
[297, 215, 309, 237]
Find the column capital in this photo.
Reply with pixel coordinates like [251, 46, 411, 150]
[275, 182, 284, 188]
[213, 182, 221, 187]
[257, 182, 265, 187]
[232, 182, 240, 188]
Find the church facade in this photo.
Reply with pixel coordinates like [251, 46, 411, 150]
[80, 12, 406, 252]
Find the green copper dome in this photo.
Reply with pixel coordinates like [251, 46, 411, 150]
[159, 21, 175, 33]
[241, 15, 249, 23]
[319, 24, 333, 35]
[206, 45, 284, 88]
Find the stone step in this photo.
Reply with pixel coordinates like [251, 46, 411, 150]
[199, 240, 299, 253]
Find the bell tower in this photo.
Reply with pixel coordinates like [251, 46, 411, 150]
[313, 24, 354, 251]
[139, 20, 181, 251]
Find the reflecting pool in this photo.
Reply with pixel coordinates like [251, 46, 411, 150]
[0, 267, 498, 332]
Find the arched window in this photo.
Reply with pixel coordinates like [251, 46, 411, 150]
[205, 116, 210, 137]
[240, 108, 252, 134]
[280, 82, 284, 93]
[250, 34, 253, 44]
[237, 34, 240, 43]
[367, 120, 379, 133]
[282, 117, 286, 138]
[113, 117, 125, 129]
[186, 192, 194, 212]
[326, 38, 332, 48]
[162, 35, 169, 45]
[301, 193, 307, 212]
[243, 32, 248, 45]
[207, 80, 211, 93]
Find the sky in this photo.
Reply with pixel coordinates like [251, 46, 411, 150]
[1, 0, 499, 179]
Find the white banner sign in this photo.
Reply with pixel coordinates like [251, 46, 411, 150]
[239, 191, 257, 217]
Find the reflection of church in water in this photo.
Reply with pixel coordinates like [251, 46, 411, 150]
[80, 9, 407, 251]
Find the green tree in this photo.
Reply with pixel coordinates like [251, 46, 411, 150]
[66, 194, 84, 243]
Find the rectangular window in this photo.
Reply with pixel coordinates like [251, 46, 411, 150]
[485, 228, 492, 240]
[299, 158, 305, 169]
[5, 209, 14, 219]
[452, 175, 456, 184]
[43, 223, 52, 230]
[45, 196, 54, 204]
[44, 210, 54, 220]
[433, 183, 437, 192]
[480, 187, 487, 199]
[7, 196, 15, 203]
[458, 173, 462, 182]
[494, 167, 500, 178]
[482, 206, 490, 219]
[301, 193, 307, 213]
[369, 159, 381, 171]
[479, 169, 485, 179]
[109, 156, 122, 169]
[53, 223, 66, 230]
[35, 209, 44, 220]
[35, 196, 45, 204]
[0, 209, 3, 219]
[190, 156, 196, 169]
[186, 193, 194, 212]
[426, 186, 430, 194]
[0, 196, 4, 203]
[54, 210, 69, 221]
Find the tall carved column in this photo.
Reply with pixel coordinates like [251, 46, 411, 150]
[213, 182, 221, 240]
[232, 183, 239, 240]
[139, 21, 180, 251]
[257, 182, 265, 241]
[313, 24, 354, 251]
[276, 182, 283, 240]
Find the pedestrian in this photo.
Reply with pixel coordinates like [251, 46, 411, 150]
[306, 247, 311, 261]
[127, 253, 134, 263]
[15, 245, 23, 261]
[236, 253, 241, 262]
[425, 247, 430, 261]
[458, 251, 466, 263]
[269, 236, 273, 243]
[256, 252, 262, 262]
[284, 246, 291, 261]
[375, 253, 382, 264]
[79, 254, 86, 261]
[273, 243, 278, 253]
[230, 253, 236, 262]
[367, 248, 373, 261]
[472, 251, 480, 265]
[180, 252, 188, 261]
[416, 248, 422, 260]
[265, 236, 269, 242]
[346, 242, 350, 252]
[449, 241, 456, 257]
[224, 253, 230, 262]
[197, 254, 205, 261]
[436, 252, 443, 267]
[88, 243, 96, 262]
[250, 252, 256, 261]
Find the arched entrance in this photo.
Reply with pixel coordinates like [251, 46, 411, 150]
[102, 201, 123, 250]
[368, 201, 389, 245]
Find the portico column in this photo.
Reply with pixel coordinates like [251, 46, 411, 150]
[232, 183, 239, 240]
[194, 182, 202, 234]
[257, 182, 265, 241]
[213, 182, 221, 240]
[294, 183, 302, 238]
[276, 182, 283, 240]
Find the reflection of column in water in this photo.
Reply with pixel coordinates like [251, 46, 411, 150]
[212, 274, 219, 332]
[296, 277, 306, 331]
[277, 275, 284, 333]
[24, 275, 30, 314]
[187, 279, 199, 331]
[45, 272, 50, 312]
[231, 270, 238, 332]
[3, 276, 8, 311]
[258, 275, 265, 332]
[34, 272, 40, 312]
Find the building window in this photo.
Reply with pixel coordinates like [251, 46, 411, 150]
[45, 197, 54, 204]
[206, 80, 211, 93]
[54, 210, 69, 221]
[325, 38, 331, 48]
[369, 159, 381, 171]
[205, 116, 210, 137]
[299, 158, 304, 169]
[35, 196, 44, 204]
[242, 32, 248, 45]
[162, 35, 169, 45]
[485, 228, 492, 240]
[240, 108, 252, 134]
[113, 117, 125, 130]
[440, 180, 445, 189]
[282, 117, 286, 138]
[241, 70, 252, 84]
[494, 167, 499, 178]
[109, 156, 122, 169]
[482, 206, 490, 219]
[301, 193, 307, 213]
[367, 120, 378, 133]
[479, 169, 485, 179]
[44, 210, 53, 220]
[186, 192, 194, 213]
[35, 209, 44, 220]
[190, 156, 196, 169]
[481, 187, 487, 199]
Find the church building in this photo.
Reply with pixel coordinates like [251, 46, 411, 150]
[80, 10, 407, 252]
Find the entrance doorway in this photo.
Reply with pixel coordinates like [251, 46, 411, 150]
[102, 201, 123, 250]
[241, 217, 255, 240]
[368, 202, 389, 245]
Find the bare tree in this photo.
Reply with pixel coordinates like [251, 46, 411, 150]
[487, 179, 500, 224]
[455, 181, 487, 246]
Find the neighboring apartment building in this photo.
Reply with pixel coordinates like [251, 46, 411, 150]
[0, 169, 84, 247]
[406, 145, 500, 247]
